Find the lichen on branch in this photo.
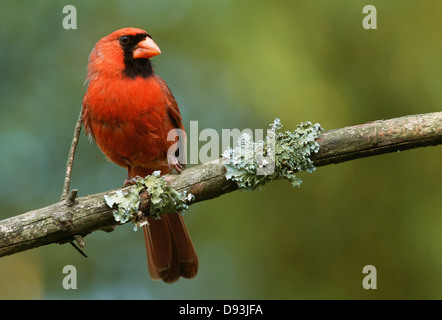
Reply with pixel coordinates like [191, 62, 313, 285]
[1, 112, 440, 258]
[222, 118, 323, 190]
[104, 171, 194, 229]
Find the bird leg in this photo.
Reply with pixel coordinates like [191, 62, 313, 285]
[123, 167, 143, 187]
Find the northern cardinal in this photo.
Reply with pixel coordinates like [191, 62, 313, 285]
[82, 27, 198, 283]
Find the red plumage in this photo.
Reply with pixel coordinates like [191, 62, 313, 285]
[82, 28, 198, 283]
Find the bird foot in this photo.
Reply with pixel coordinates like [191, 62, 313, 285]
[168, 154, 184, 173]
[123, 175, 143, 187]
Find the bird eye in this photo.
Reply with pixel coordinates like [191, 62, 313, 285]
[119, 36, 130, 46]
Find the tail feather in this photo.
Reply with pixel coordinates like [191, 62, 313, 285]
[166, 212, 198, 279]
[143, 217, 173, 280]
[143, 214, 198, 283]
[134, 166, 198, 283]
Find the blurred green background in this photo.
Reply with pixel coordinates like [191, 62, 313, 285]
[1, 0, 441, 299]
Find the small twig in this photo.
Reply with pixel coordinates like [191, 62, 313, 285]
[74, 235, 86, 248]
[60, 110, 83, 201]
[69, 241, 88, 258]
[65, 189, 79, 207]
[60, 111, 84, 258]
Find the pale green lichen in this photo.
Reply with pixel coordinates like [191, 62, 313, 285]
[104, 190, 140, 225]
[222, 118, 323, 190]
[104, 171, 194, 230]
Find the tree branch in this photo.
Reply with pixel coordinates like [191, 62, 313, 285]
[1, 112, 441, 257]
[310, 112, 442, 167]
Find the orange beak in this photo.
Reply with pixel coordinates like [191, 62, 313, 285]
[133, 37, 161, 59]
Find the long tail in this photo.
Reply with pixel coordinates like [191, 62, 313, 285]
[133, 167, 198, 283]
[143, 213, 198, 283]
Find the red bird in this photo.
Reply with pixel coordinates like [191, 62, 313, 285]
[82, 27, 198, 283]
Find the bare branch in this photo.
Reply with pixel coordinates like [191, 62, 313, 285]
[311, 112, 442, 167]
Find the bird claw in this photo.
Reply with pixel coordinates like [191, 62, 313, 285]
[123, 175, 143, 187]
[168, 155, 183, 174]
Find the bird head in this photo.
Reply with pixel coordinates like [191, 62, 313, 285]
[87, 27, 162, 80]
